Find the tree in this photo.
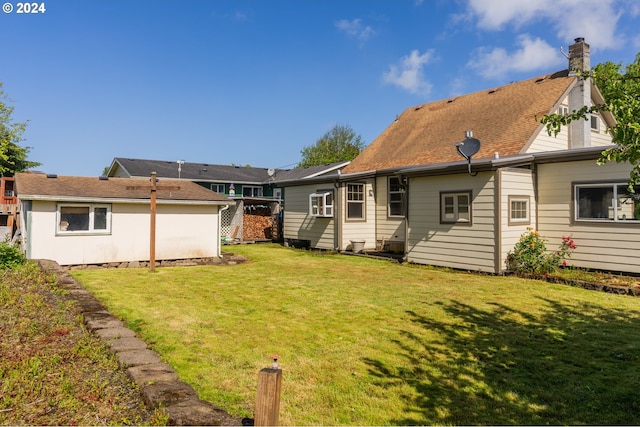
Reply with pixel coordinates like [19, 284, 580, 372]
[298, 124, 365, 168]
[0, 82, 40, 176]
[541, 53, 640, 188]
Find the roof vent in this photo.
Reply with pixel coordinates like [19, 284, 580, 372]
[488, 89, 498, 94]
[46, 174, 58, 179]
[99, 176, 108, 180]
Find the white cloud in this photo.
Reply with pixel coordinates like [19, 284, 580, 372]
[467, 35, 565, 79]
[468, 0, 551, 30]
[335, 18, 375, 43]
[382, 49, 435, 96]
[465, 0, 623, 50]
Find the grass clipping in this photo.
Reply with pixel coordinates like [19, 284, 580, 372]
[0, 262, 165, 426]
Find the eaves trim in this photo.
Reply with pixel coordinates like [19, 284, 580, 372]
[17, 195, 233, 206]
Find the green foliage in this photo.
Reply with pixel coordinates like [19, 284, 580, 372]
[506, 229, 576, 274]
[541, 53, 640, 189]
[0, 82, 41, 176]
[0, 237, 25, 269]
[298, 124, 365, 167]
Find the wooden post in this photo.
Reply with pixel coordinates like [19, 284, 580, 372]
[255, 368, 282, 426]
[149, 172, 157, 272]
[126, 172, 180, 272]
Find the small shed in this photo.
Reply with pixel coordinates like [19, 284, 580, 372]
[14, 173, 232, 266]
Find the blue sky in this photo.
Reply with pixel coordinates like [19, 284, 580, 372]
[2, 0, 639, 176]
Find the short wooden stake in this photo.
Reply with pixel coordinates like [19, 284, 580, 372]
[255, 368, 282, 426]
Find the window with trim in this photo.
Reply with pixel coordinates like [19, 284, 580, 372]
[309, 190, 333, 217]
[558, 105, 569, 115]
[591, 115, 599, 131]
[575, 183, 640, 222]
[346, 183, 365, 220]
[440, 191, 471, 224]
[242, 186, 263, 197]
[388, 177, 405, 217]
[508, 195, 530, 225]
[211, 183, 225, 194]
[57, 204, 111, 234]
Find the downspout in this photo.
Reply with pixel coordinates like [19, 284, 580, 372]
[22, 200, 32, 259]
[396, 174, 409, 262]
[495, 170, 502, 274]
[334, 178, 342, 251]
[218, 204, 230, 257]
[533, 163, 539, 231]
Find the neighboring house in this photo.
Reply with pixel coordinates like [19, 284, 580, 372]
[14, 172, 231, 266]
[107, 157, 347, 241]
[0, 176, 18, 240]
[280, 38, 640, 274]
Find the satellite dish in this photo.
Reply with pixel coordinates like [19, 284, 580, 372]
[456, 138, 481, 161]
[455, 131, 481, 176]
[267, 168, 275, 176]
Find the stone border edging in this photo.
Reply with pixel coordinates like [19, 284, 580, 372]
[509, 271, 640, 296]
[36, 259, 249, 426]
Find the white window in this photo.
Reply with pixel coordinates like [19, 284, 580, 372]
[57, 204, 111, 234]
[440, 191, 471, 224]
[509, 196, 530, 225]
[388, 177, 405, 217]
[346, 183, 365, 220]
[558, 105, 569, 115]
[575, 183, 640, 222]
[309, 190, 333, 217]
[242, 186, 263, 197]
[591, 115, 599, 131]
[273, 188, 282, 200]
[211, 184, 225, 194]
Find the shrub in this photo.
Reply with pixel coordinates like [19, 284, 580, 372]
[506, 229, 576, 275]
[0, 237, 25, 269]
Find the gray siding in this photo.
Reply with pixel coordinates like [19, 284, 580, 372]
[537, 160, 640, 273]
[283, 184, 335, 250]
[407, 172, 497, 273]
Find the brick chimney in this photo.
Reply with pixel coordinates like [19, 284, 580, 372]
[568, 37, 591, 148]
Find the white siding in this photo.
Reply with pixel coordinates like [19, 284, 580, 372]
[283, 184, 336, 250]
[407, 172, 498, 273]
[526, 96, 613, 153]
[537, 160, 640, 273]
[25, 200, 220, 265]
[341, 179, 377, 252]
[590, 112, 613, 147]
[499, 168, 536, 272]
[375, 176, 406, 250]
[526, 125, 569, 153]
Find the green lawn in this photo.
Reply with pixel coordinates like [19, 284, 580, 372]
[71, 243, 640, 425]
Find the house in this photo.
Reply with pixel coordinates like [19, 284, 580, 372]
[0, 176, 18, 240]
[280, 38, 640, 274]
[108, 157, 347, 242]
[14, 172, 231, 266]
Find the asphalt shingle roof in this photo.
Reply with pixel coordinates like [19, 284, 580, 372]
[15, 173, 230, 203]
[110, 157, 349, 184]
[342, 70, 575, 174]
[111, 158, 278, 183]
